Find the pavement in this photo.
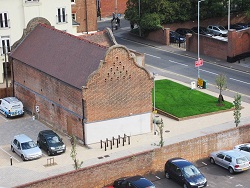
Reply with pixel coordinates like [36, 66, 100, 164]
[0, 19, 250, 188]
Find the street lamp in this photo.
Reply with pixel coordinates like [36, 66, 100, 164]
[153, 72, 158, 135]
[228, 0, 230, 30]
[138, 0, 141, 36]
[197, 0, 204, 79]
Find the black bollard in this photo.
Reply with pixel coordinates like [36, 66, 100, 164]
[106, 138, 108, 147]
[128, 136, 130, 145]
[112, 137, 115, 145]
[116, 139, 119, 148]
[101, 140, 103, 149]
[104, 141, 107, 151]
[110, 140, 112, 150]
[10, 156, 13, 166]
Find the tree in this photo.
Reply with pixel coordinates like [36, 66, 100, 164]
[233, 93, 241, 127]
[215, 73, 227, 105]
[156, 118, 164, 147]
[70, 136, 83, 170]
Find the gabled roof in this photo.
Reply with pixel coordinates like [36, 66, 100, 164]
[10, 23, 107, 89]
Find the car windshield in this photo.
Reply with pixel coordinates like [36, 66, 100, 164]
[236, 157, 248, 164]
[47, 136, 61, 144]
[182, 165, 201, 178]
[21, 141, 37, 150]
[218, 26, 226, 30]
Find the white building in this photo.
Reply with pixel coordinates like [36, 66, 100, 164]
[0, 0, 77, 83]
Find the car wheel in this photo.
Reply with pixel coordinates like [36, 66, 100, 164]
[210, 157, 215, 164]
[183, 183, 188, 188]
[21, 155, 25, 161]
[165, 172, 170, 179]
[5, 113, 8, 118]
[11, 146, 14, 153]
[229, 167, 234, 174]
[47, 150, 51, 156]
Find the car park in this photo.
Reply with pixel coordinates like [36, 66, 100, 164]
[209, 150, 250, 174]
[191, 26, 213, 37]
[170, 31, 186, 43]
[207, 25, 228, 37]
[0, 97, 24, 118]
[37, 130, 66, 156]
[11, 134, 42, 161]
[113, 175, 155, 188]
[234, 143, 250, 160]
[164, 158, 207, 188]
[175, 28, 193, 37]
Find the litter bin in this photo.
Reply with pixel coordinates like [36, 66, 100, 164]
[191, 81, 196, 89]
[203, 80, 207, 89]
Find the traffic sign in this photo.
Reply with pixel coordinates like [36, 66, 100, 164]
[195, 58, 203, 67]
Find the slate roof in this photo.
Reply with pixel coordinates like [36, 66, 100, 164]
[10, 23, 107, 89]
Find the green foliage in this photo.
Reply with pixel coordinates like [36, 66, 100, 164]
[233, 93, 242, 127]
[125, 0, 249, 28]
[215, 73, 227, 104]
[156, 118, 164, 147]
[153, 79, 233, 118]
[70, 136, 83, 170]
[140, 13, 162, 31]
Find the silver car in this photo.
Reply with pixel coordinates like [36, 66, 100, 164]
[11, 134, 42, 161]
[207, 25, 228, 37]
[210, 150, 250, 174]
[234, 143, 250, 161]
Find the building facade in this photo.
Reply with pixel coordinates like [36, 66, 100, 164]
[0, 0, 76, 84]
[10, 24, 153, 145]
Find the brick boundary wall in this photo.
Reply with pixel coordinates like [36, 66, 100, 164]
[17, 123, 250, 188]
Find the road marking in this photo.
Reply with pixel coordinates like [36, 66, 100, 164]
[230, 78, 250, 85]
[145, 53, 161, 59]
[200, 69, 218, 75]
[119, 37, 250, 75]
[155, 176, 161, 179]
[236, 184, 243, 187]
[202, 162, 207, 165]
[0, 147, 20, 162]
[169, 60, 188, 66]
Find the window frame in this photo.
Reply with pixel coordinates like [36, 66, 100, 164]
[0, 12, 9, 29]
[57, 7, 67, 24]
[1, 36, 11, 55]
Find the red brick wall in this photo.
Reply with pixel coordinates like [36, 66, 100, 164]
[100, 0, 127, 17]
[72, 0, 97, 33]
[13, 60, 84, 139]
[83, 45, 153, 122]
[17, 123, 250, 188]
[146, 28, 170, 45]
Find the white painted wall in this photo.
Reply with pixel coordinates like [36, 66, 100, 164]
[0, 0, 75, 83]
[84, 113, 152, 145]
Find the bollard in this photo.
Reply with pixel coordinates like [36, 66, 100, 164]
[100, 140, 103, 149]
[116, 139, 119, 148]
[110, 140, 112, 150]
[128, 136, 130, 145]
[124, 134, 126, 142]
[122, 137, 125, 146]
[10, 156, 13, 166]
[106, 138, 108, 147]
[112, 137, 115, 145]
[118, 135, 120, 144]
[104, 141, 107, 151]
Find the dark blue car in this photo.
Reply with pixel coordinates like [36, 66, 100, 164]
[170, 31, 186, 43]
[113, 175, 155, 188]
[165, 158, 207, 188]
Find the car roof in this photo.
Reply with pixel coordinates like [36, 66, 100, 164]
[39, 130, 58, 137]
[125, 175, 154, 187]
[222, 150, 247, 158]
[167, 157, 193, 168]
[14, 134, 33, 143]
[2, 97, 21, 104]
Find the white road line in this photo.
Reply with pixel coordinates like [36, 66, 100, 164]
[0, 147, 20, 162]
[230, 78, 250, 85]
[199, 69, 218, 75]
[145, 53, 161, 59]
[202, 162, 207, 165]
[155, 176, 161, 179]
[169, 60, 188, 66]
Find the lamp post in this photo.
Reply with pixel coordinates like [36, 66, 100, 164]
[153, 72, 157, 135]
[138, 0, 141, 37]
[197, 0, 204, 79]
[228, 0, 230, 30]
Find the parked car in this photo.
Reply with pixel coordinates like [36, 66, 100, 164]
[209, 150, 250, 174]
[0, 97, 24, 118]
[164, 158, 207, 188]
[113, 175, 155, 188]
[191, 26, 213, 36]
[175, 28, 193, 37]
[207, 25, 228, 37]
[225, 23, 247, 30]
[170, 31, 186, 43]
[234, 143, 250, 160]
[11, 134, 42, 161]
[37, 130, 66, 156]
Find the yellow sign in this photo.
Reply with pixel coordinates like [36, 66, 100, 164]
[197, 78, 203, 87]
[153, 110, 157, 114]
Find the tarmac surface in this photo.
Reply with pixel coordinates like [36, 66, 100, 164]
[0, 18, 250, 188]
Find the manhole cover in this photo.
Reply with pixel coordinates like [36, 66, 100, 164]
[165, 130, 170, 133]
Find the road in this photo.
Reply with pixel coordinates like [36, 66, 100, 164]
[98, 18, 250, 103]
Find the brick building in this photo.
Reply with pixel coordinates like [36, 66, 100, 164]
[97, 0, 127, 18]
[71, 0, 98, 34]
[9, 23, 153, 145]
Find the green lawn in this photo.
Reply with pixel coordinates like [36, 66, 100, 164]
[153, 79, 234, 118]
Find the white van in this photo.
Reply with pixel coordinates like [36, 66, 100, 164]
[0, 97, 24, 118]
